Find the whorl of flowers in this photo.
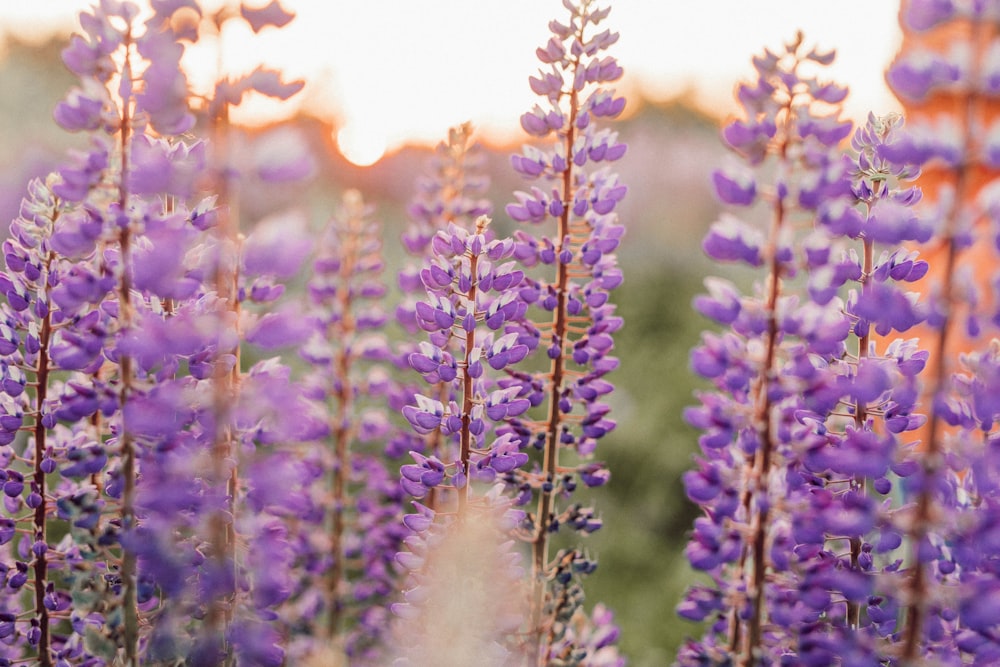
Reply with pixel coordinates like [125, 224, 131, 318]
[293, 189, 404, 663]
[680, 34, 880, 665]
[502, 0, 626, 661]
[679, 6, 1000, 664]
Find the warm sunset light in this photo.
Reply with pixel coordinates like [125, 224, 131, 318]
[0, 1, 903, 155]
[336, 123, 388, 167]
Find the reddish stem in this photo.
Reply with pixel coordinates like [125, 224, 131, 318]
[531, 33, 582, 666]
[32, 254, 54, 667]
[117, 28, 139, 666]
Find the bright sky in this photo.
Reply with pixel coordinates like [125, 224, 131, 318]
[0, 1, 903, 166]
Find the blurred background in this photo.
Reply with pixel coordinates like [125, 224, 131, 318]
[0, 2, 905, 664]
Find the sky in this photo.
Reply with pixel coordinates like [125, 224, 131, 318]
[0, 1, 904, 165]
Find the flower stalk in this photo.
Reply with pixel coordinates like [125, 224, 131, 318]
[31, 253, 54, 666]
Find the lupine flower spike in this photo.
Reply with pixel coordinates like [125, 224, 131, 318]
[504, 0, 626, 662]
[680, 34, 880, 665]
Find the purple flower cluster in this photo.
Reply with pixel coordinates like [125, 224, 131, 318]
[389, 1, 627, 663]
[401, 217, 531, 495]
[502, 3, 626, 657]
[0, 0, 631, 665]
[505, 1, 627, 662]
[292, 190, 405, 663]
[682, 35, 872, 665]
[680, 6, 1000, 664]
[0, 1, 324, 665]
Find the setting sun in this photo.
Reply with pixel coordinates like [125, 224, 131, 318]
[336, 123, 388, 167]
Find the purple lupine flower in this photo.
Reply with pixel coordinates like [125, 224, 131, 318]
[677, 34, 915, 665]
[882, 9, 1000, 662]
[0, 6, 180, 665]
[392, 121, 558, 660]
[386, 126, 499, 594]
[3, 0, 315, 663]
[0, 147, 133, 665]
[905, 0, 958, 31]
[400, 216, 528, 509]
[494, 1, 627, 661]
[285, 189, 404, 663]
[399, 122, 492, 328]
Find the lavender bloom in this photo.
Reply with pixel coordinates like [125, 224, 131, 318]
[391, 123, 496, 519]
[135, 7, 196, 135]
[398, 122, 492, 334]
[683, 12, 1000, 666]
[0, 5, 195, 662]
[0, 176, 115, 666]
[0, 0, 319, 664]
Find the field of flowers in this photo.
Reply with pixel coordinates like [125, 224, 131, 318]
[2, 0, 1000, 665]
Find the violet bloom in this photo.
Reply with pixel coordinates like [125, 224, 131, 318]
[0, 6, 183, 662]
[400, 217, 530, 504]
[3, 0, 316, 663]
[496, 0, 627, 662]
[880, 7, 1000, 662]
[0, 175, 121, 666]
[391, 123, 496, 505]
[287, 190, 404, 663]
[678, 34, 906, 665]
[396, 121, 492, 399]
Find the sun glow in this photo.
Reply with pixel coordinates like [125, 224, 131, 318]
[0, 1, 903, 162]
[336, 124, 388, 167]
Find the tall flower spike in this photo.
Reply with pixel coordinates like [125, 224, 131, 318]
[0, 176, 115, 667]
[401, 216, 530, 505]
[680, 34, 868, 665]
[775, 111, 930, 665]
[0, 2, 209, 664]
[395, 215, 531, 660]
[502, 1, 626, 663]
[294, 189, 403, 663]
[885, 6, 1000, 662]
[162, 5, 308, 663]
[394, 123, 493, 512]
